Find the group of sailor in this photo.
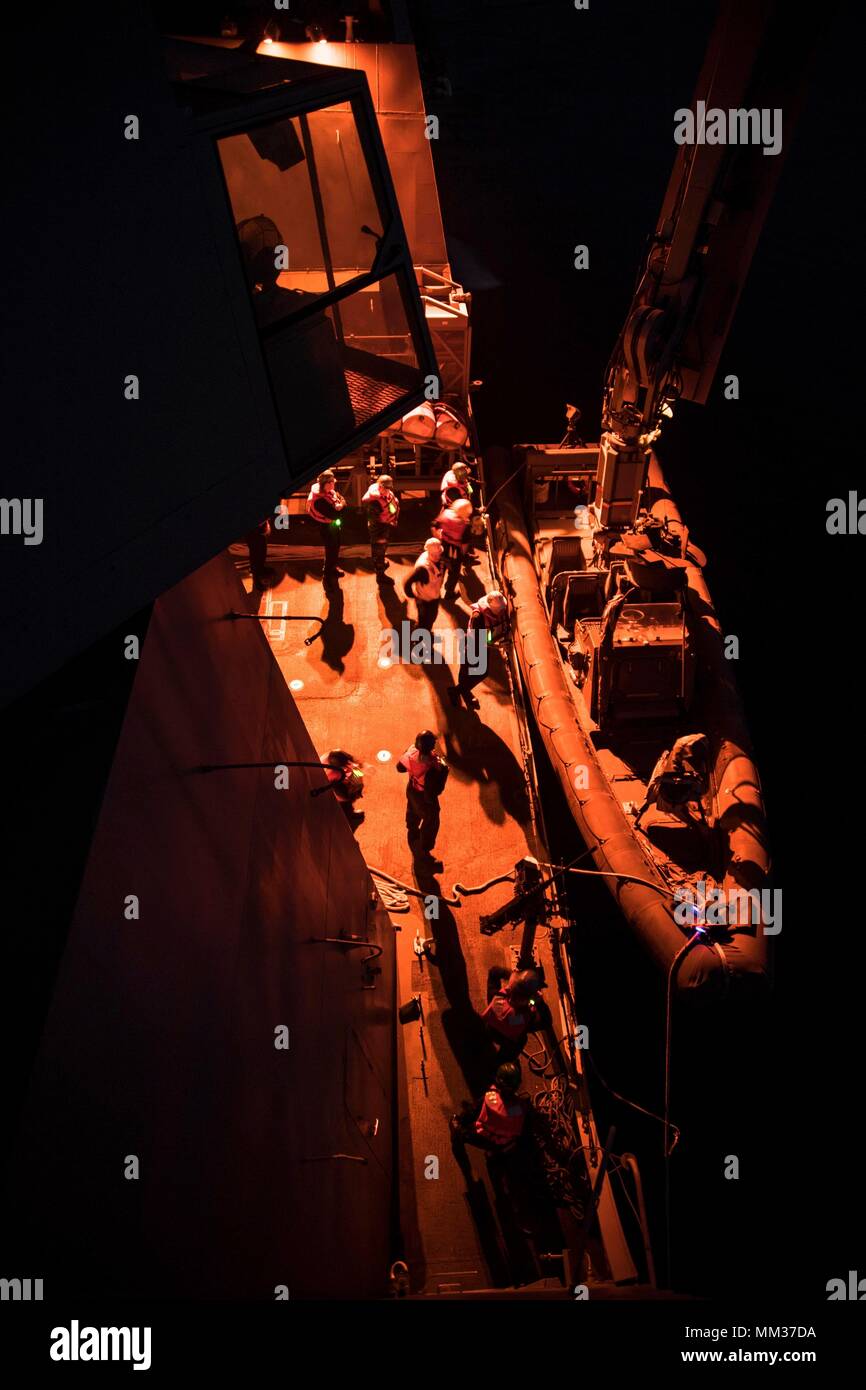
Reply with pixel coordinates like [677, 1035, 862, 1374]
[304, 464, 547, 1162]
[450, 969, 551, 1155]
[305, 461, 512, 713]
[306, 461, 475, 587]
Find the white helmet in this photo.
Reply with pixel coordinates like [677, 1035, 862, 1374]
[486, 591, 507, 614]
[451, 498, 473, 520]
[378, 474, 394, 489]
[424, 536, 444, 557]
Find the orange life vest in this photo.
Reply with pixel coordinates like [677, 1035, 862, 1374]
[408, 551, 444, 602]
[482, 990, 538, 1040]
[434, 508, 470, 550]
[362, 483, 400, 526]
[306, 482, 345, 523]
[440, 469, 473, 505]
[474, 1088, 527, 1146]
[321, 756, 363, 802]
[471, 594, 510, 643]
[400, 746, 436, 793]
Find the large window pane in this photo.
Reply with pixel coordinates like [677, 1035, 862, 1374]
[305, 105, 385, 273]
[217, 101, 390, 333]
[218, 119, 326, 326]
[261, 272, 423, 470]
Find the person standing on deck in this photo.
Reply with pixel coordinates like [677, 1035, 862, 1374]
[432, 497, 473, 599]
[362, 473, 400, 583]
[440, 461, 474, 508]
[306, 469, 346, 583]
[404, 537, 445, 634]
[243, 516, 278, 590]
[396, 730, 449, 871]
[440, 462, 481, 567]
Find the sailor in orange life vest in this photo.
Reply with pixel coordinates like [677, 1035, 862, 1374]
[447, 590, 511, 711]
[449, 1061, 530, 1155]
[431, 497, 473, 599]
[317, 750, 365, 828]
[395, 730, 449, 870]
[306, 469, 347, 581]
[482, 968, 545, 1062]
[403, 537, 445, 632]
[440, 460, 473, 508]
[440, 462, 480, 567]
[361, 473, 400, 583]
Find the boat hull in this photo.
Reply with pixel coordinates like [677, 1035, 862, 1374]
[486, 446, 771, 1001]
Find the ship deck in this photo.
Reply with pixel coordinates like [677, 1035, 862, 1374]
[235, 531, 638, 1295]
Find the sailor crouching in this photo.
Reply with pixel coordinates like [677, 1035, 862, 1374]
[482, 968, 548, 1062]
[448, 590, 511, 711]
[449, 1061, 531, 1156]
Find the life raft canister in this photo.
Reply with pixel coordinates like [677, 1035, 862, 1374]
[434, 402, 469, 449]
[474, 1088, 527, 1146]
[409, 551, 444, 602]
[399, 402, 437, 442]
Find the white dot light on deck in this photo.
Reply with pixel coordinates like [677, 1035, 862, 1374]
[289, 679, 304, 692]
[377, 750, 391, 763]
[378, 656, 392, 669]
